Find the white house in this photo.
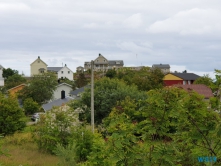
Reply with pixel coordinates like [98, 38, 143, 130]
[48, 64, 74, 81]
[53, 83, 73, 100]
[0, 65, 4, 86]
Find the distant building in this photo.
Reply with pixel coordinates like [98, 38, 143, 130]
[0, 65, 5, 86]
[84, 54, 124, 71]
[48, 64, 74, 81]
[30, 56, 48, 76]
[152, 64, 170, 73]
[172, 84, 213, 99]
[164, 73, 200, 86]
[76, 66, 84, 73]
[30, 57, 74, 80]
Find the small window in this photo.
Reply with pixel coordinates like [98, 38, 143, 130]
[61, 71, 63, 74]
[38, 61, 40, 63]
[68, 71, 70, 74]
[104, 60, 105, 62]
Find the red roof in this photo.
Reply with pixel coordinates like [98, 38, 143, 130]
[172, 84, 213, 99]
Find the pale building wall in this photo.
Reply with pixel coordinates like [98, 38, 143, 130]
[0, 66, 4, 86]
[30, 57, 47, 76]
[58, 66, 74, 80]
[53, 84, 73, 100]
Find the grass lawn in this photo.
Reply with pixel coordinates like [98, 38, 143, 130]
[0, 127, 60, 166]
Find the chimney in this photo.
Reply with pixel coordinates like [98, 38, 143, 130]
[61, 90, 65, 99]
[38, 56, 40, 59]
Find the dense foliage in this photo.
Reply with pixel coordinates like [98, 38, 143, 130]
[2, 68, 18, 79]
[19, 73, 57, 104]
[0, 93, 26, 136]
[23, 98, 39, 115]
[75, 73, 88, 88]
[72, 77, 148, 124]
[5, 74, 27, 90]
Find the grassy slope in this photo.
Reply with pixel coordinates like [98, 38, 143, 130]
[0, 126, 60, 166]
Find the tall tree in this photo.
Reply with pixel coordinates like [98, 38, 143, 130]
[3, 68, 18, 79]
[5, 74, 27, 89]
[19, 73, 57, 104]
[75, 73, 88, 88]
[0, 93, 26, 136]
[72, 77, 147, 124]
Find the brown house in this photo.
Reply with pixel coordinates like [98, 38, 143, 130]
[172, 84, 213, 99]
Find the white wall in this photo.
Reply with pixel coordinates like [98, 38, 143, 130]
[0, 68, 4, 86]
[58, 66, 74, 81]
[53, 84, 72, 100]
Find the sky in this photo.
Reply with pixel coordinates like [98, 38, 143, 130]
[0, 0, 221, 78]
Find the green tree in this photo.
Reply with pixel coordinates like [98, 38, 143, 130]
[105, 69, 117, 79]
[34, 105, 79, 154]
[23, 98, 39, 115]
[73, 77, 147, 124]
[3, 68, 18, 79]
[0, 93, 26, 136]
[132, 68, 164, 91]
[19, 73, 57, 104]
[5, 74, 27, 89]
[95, 87, 221, 165]
[75, 73, 88, 88]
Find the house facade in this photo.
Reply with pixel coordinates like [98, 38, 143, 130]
[84, 54, 124, 71]
[53, 83, 73, 100]
[30, 56, 48, 76]
[0, 65, 4, 86]
[30, 57, 74, 80]
[152, 64, 170, 73]
[164, 73, 200, 86]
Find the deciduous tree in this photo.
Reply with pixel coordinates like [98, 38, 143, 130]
[0, 93, 26, 136]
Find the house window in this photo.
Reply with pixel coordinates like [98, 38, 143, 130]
[104, 60, 105, 62]
[61, 71, 63, 74]
[68, 71, 70, 74]
[188, 80, 191, 85]
[183, 81, 186, 85]
[38, 61, 40, 63]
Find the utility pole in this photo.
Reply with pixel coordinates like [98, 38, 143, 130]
[91, 60, 94, 133]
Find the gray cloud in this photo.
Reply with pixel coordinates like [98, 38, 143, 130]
[0, 0, 221, 78]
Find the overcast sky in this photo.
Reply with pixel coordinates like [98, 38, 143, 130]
[0, 0, 221, 78]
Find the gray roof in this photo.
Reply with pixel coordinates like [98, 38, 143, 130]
[172, 73, 200, 80]
[69, 86, 90, 96]
[108, 60, 124, 65]
[152, 64, 170, 68]
[47, 67, 63, 72]
[42, 96, 74, 111]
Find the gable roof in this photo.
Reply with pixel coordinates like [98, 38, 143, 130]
[0, 65, 4, 69]
[47, 67, 63, 72]
[108, 60, 124, 65]
[30, 56, 48, 66]
[7, 83, 27, 92]
[56, 82, 73, 88]
[171, 73, 200, 80]
[152, 64, 170, 69]
[42, 96, 74, 111]
[172, 84, 213, 99]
